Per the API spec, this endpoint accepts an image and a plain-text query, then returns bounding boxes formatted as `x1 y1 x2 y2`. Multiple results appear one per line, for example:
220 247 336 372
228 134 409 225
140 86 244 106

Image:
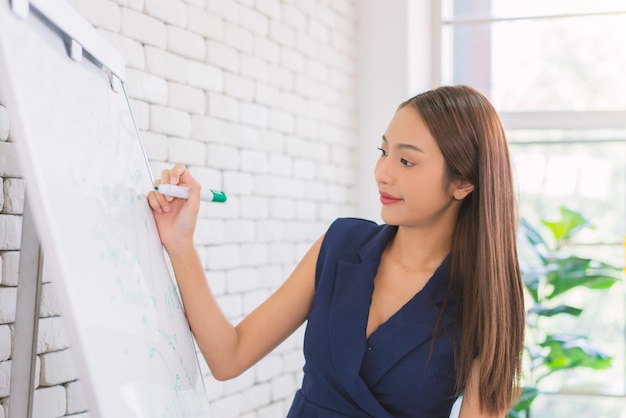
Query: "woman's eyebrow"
381 135 424 153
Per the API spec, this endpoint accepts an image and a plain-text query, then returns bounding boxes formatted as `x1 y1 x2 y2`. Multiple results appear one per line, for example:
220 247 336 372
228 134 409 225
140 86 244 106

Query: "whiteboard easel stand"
9 199 43 418
5 2 124 415
4 2 128 416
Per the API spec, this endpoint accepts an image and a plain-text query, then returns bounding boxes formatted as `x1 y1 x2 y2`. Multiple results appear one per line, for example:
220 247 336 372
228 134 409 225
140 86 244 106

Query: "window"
437 0 626 415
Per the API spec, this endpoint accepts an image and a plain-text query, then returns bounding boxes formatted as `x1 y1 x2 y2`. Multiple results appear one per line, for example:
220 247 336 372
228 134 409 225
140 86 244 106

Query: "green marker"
155 184 227 203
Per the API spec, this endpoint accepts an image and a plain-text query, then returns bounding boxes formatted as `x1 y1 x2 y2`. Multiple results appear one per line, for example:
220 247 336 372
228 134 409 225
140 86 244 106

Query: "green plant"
508 206 622 418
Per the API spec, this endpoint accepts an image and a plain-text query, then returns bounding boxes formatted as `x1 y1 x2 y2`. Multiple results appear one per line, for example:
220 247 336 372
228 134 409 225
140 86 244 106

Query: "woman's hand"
147 163 201 252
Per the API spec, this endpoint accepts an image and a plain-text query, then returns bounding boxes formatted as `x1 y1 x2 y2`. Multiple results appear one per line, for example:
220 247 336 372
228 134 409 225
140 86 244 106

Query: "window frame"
434 1 626 130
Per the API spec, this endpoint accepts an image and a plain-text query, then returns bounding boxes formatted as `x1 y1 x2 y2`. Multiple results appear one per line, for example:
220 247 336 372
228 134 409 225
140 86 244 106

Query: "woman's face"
375 106 466 229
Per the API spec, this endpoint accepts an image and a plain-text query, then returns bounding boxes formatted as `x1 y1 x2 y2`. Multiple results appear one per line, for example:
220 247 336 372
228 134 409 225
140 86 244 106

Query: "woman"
148 85 525 417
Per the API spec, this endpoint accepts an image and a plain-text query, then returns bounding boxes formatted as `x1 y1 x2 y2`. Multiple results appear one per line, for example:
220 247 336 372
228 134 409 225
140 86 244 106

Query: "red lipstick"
379 191 402 205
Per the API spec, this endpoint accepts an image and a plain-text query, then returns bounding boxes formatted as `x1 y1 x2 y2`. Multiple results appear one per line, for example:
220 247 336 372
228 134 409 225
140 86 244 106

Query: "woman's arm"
458 359 506 418
148 164 319 380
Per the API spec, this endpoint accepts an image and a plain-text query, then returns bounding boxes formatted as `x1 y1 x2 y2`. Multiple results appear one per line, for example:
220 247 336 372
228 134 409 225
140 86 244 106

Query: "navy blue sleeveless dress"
286 218 461 417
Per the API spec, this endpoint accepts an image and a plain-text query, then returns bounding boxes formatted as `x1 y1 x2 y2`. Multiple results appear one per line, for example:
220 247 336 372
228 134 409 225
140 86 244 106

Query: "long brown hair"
400 85 525 414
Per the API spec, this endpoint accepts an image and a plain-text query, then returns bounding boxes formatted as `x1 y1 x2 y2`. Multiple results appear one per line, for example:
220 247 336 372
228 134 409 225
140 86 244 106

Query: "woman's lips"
379 191 402 205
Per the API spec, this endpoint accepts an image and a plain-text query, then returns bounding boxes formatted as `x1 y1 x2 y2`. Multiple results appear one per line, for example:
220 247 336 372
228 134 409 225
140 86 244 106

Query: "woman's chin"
379 210 401 226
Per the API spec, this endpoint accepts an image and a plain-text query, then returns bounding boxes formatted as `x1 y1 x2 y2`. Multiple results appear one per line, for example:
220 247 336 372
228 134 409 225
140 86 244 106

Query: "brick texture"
0 106 9 141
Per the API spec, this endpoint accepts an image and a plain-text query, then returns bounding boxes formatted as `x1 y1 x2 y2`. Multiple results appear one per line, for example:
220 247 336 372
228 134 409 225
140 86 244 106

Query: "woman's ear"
453 181 474 201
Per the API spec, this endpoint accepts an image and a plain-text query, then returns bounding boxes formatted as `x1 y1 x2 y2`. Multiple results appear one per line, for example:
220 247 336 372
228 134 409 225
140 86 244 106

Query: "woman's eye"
377 147 388 157
401 158 415 167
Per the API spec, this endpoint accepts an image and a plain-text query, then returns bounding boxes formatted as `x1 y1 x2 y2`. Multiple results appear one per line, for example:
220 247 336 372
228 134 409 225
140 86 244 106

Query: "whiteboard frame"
11 0 125 85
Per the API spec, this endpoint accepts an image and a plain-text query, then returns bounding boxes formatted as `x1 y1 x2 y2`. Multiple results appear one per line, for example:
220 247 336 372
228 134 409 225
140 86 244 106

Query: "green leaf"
540 335 612 373
541 206 591 243
529 304 582 317
526 344 546 369
519 207 619 393
520 268 541 303
520 262 556 303
519 218 550 264
520 217 548 248
546 256 620 299
510 386 540 412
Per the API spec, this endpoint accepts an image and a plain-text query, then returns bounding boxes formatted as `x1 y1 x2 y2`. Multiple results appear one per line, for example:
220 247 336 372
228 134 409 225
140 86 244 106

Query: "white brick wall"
0 287 17 324
2 179 25 215
0 0 359 416
65 380 88 415
32 385 66 418
0 327 10 362
0 361 11 398
0 106 8 141
40 349 79 386
0 252 19 286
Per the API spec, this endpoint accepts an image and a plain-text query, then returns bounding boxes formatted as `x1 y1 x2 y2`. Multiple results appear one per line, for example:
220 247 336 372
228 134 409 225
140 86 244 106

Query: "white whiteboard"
0 1 212 417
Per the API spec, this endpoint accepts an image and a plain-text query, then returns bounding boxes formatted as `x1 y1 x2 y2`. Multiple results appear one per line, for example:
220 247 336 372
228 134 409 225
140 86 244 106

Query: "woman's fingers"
151 164 193 211
149 179 171 213
148 191 165 214
169 163 186 185
148 184 171 214
159 164 188 185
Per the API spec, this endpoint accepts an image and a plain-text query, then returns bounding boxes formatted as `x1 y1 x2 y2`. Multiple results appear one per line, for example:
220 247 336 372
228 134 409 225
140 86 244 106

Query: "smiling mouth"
379 192 402 205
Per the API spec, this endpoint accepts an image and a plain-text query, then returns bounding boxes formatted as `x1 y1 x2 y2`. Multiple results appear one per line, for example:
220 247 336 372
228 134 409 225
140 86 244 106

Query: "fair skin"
148 106 503 417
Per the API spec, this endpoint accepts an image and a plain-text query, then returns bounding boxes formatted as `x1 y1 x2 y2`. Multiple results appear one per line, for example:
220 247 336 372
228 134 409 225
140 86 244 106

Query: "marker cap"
210 190 227 202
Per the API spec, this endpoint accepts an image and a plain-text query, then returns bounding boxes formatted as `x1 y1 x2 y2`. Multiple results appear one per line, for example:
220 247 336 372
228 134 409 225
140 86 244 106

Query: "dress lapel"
327 225 397 417
360 259 458 386
327 227 457 414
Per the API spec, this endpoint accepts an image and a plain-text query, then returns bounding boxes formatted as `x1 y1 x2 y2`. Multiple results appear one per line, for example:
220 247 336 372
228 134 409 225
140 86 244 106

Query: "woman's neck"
386 225 452 271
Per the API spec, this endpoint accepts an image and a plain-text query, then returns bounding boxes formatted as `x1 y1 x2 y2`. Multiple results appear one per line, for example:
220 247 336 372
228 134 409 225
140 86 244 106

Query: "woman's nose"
374 156 393 185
